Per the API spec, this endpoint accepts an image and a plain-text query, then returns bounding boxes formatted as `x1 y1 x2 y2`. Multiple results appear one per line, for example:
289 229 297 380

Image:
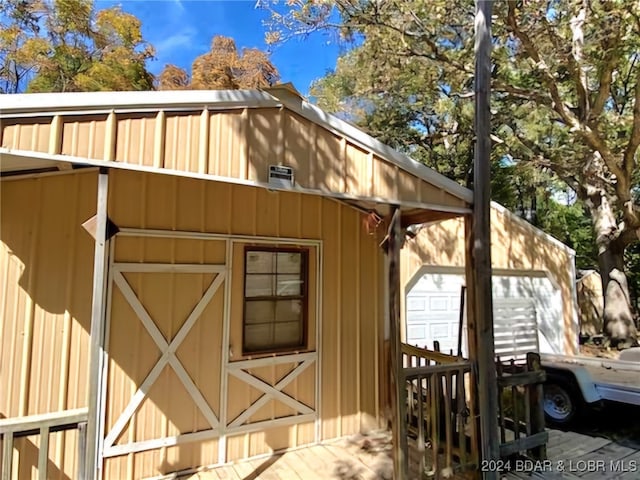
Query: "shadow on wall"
577 271 604 337
405 217 464 271
0 173 96 479
403 205 577 354
1 173 225 479
1 104 399 479
484 208 577 352
2 170 377 479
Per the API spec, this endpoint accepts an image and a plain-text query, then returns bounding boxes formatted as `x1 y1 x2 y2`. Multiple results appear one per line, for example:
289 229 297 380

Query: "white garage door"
405 271 565 356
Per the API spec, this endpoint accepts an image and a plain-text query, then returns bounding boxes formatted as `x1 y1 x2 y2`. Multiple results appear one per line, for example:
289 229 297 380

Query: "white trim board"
117 227 323 247
0 89 280 114
1 148 470 214
102 261 226 458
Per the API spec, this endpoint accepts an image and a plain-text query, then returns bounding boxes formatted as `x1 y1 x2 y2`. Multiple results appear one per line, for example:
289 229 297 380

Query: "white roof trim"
0 148 471 215
490 201 576 257
0 89 280 114
1 88 473 204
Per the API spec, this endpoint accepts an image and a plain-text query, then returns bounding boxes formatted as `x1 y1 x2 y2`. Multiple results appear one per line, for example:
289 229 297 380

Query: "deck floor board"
179 429 639 480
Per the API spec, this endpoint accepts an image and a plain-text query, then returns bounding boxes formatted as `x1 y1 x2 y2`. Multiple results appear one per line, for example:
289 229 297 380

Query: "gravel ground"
579 343 621 359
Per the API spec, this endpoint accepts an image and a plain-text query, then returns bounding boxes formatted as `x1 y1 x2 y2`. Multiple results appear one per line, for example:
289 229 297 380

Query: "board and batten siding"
0 170 98 480
1 169 386 479
400 206 578 355
1 107 466 211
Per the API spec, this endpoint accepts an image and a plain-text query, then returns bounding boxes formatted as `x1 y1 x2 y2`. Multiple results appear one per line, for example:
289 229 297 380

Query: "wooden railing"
401 344 479 479
402 342 463 367
496 352 547 461
0 408 88 480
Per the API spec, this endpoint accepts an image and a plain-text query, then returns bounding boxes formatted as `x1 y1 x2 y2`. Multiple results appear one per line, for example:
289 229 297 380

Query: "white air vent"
268 165 294 188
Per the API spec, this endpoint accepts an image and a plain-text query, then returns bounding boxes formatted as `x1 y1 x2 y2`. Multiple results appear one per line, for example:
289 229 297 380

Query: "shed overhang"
0 87 472 224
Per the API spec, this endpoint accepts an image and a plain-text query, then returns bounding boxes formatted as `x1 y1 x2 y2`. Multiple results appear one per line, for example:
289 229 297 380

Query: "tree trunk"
598 244 638 347
588 189 638 347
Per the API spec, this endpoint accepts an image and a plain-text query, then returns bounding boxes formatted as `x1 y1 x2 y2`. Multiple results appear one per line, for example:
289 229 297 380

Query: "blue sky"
96 0 344 95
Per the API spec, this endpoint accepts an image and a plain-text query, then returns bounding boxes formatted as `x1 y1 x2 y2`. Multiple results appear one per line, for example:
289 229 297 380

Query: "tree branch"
590 20 621 119
617 221 640 247
493 82 550 103
506 1 575 125
623 66 640 178
373 46 472 75
333 0 475 75
617 55 638 115
568 4 589 120
506 0 626 184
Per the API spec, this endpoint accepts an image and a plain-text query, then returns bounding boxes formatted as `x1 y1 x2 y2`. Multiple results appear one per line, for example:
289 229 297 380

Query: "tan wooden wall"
400 206 578 355
577 271 603 337
1 169 386 479
0 170 97 479
1 107 466 211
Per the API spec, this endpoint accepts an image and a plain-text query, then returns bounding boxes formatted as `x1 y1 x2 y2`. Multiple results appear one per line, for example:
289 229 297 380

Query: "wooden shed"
0 85 473 479
401 202 579 357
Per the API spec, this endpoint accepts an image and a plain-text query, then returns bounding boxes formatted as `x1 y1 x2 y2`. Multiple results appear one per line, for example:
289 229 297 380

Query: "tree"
0 1 49 93
262 0 640 346
0 0 154 93
157 35 279 90
157 64 190 90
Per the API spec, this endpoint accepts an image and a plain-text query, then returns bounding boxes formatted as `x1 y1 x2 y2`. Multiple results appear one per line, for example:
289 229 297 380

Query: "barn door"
101 260 227 464
221 242 319 459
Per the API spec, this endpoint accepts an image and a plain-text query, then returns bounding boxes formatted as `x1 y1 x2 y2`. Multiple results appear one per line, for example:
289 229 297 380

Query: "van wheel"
543 382 580 426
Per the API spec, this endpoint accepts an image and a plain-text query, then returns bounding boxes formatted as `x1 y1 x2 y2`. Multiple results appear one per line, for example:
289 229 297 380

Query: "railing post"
38 426 50 480
526 353 547 461
2 432 13 480
78 421 88 480
0 410 89 480
417 375 426 476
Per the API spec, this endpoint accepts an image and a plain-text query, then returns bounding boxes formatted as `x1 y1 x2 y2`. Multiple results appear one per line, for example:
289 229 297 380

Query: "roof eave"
1 88 473 205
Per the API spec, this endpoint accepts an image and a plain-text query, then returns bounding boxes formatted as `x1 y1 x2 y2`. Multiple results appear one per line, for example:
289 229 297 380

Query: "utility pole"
473 2 500 479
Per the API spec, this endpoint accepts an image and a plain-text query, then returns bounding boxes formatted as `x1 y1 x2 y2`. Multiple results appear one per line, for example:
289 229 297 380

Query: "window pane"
275 299 303 323
245 324 274 350
245 300 275 324
276 275 303 296
246 251 274 273
274 322 302 347
277 252 302 273
243 248 308 353
245 274 274 297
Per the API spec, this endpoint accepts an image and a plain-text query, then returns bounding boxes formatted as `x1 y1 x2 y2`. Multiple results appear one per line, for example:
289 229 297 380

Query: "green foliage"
263 0 640 317
0 0 154 93
537 199 598 270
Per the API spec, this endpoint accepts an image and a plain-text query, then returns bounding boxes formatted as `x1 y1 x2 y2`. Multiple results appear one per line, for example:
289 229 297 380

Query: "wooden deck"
177 429 639 480
505 429 640 480
179 432 396 480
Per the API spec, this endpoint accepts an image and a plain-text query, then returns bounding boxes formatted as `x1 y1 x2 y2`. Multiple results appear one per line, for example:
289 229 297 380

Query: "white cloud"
155 27 198 55
172 0 186 13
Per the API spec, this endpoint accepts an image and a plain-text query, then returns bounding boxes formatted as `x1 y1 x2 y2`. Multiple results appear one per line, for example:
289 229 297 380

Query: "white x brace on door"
225 352 317 434
102 262 226 458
